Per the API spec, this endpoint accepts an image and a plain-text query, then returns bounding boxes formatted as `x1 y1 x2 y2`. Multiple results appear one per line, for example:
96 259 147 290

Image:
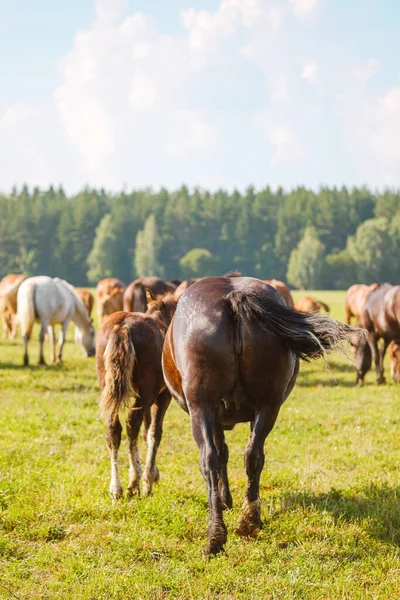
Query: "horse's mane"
53 278 90 322
147 292 178 314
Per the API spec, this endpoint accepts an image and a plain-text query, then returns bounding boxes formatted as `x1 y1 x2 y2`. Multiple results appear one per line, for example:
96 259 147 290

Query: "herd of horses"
1 272 399 554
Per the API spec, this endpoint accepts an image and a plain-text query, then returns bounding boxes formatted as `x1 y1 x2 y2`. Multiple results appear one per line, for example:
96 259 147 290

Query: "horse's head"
145 289 178 328
75 319 96 357
389 341 400 382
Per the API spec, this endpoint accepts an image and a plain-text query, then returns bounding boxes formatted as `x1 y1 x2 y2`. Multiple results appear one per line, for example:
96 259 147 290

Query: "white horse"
17 276 96 366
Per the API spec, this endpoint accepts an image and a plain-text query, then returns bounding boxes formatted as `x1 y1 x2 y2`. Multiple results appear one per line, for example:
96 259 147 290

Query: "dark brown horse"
96 291 178 499
356 283 400 385
162 275 359 555
123 277 175 313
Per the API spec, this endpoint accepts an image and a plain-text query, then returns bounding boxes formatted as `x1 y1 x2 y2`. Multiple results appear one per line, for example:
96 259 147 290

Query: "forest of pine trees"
0 184 399 289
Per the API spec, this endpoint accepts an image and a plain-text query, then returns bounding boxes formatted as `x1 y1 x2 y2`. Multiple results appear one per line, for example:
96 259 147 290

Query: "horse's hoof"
235 515 262 538
127 484 140 497
110 487 123 502
38 361 47 367
356 380 364 387
377 377 386 385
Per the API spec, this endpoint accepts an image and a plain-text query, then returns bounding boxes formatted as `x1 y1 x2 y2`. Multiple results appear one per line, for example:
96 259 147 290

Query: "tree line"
0 184 398 289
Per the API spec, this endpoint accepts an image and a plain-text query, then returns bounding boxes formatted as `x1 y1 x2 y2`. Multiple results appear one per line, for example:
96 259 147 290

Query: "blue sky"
1 0 400 192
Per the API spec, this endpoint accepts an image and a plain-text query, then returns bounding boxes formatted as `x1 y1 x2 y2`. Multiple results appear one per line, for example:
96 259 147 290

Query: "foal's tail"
227 290 365 361
100 324 137 421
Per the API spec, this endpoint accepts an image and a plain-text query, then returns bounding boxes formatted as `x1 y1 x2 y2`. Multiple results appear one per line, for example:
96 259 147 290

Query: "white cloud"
301 60 319 82
165 110 219 160
290 0 321 18
4 0 400 192
0 104 37 130
352 58 379 87
94 0 126 27
370 87 400 176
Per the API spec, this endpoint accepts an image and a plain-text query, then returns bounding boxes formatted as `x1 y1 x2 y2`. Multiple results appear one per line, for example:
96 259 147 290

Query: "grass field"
1 290 400 599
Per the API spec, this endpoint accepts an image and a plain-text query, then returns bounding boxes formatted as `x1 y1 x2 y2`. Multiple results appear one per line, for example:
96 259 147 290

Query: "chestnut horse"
0 274 25 338
76 289 94 318
263 279 293 307
356 284 400 385
295 297 330 313
97 291 178 499
345 283 378 326
96 278 126 325
123 277 175 313
162 275 359 555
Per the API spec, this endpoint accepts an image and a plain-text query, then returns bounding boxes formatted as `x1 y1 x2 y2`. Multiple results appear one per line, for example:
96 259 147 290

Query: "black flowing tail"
227 290 365 361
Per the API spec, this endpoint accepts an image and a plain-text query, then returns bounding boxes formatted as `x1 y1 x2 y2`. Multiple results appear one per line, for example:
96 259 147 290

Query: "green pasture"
1 290 400 599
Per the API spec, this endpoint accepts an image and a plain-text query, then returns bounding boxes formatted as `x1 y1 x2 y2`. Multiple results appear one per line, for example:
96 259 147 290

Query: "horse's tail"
227 289 364 361
100 323 137 421
0 277 24 300
17 280 36 337
317 300 330 313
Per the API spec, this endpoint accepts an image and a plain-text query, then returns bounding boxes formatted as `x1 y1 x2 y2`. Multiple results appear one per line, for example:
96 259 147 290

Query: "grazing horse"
123 277 173 313
0 273 25 339
356 284 400 385
96 278 126 325
162 276 359 555
295 296 330 313
263 279 294 307
345 283 378 326
17 276 96 366
97 291 178 499
76 289 94 318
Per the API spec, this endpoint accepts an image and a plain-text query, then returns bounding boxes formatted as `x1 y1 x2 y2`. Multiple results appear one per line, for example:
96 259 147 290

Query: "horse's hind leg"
189 400 227 555
23 332 30 366
38 320 50 366
143 389 171 496
126 404 145 496
236 403 280 538
106 415 123 500
214 419 232 510
48 326 57 363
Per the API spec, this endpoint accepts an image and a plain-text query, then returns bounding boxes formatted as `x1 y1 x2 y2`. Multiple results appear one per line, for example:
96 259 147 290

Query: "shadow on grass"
279 483 400 546
0 361 75 372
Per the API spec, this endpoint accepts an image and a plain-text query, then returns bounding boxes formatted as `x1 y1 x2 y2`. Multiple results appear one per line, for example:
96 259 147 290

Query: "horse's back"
98 311 164 392
19 276 74 326
361 284 400 336
170 277 294 402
